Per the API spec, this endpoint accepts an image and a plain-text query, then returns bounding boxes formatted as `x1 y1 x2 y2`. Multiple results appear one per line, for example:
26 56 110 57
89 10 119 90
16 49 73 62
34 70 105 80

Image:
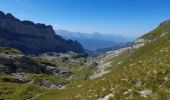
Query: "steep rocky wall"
0 11 85 54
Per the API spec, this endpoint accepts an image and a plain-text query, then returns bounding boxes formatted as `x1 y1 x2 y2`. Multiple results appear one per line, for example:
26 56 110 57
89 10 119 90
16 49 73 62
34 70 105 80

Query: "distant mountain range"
56 30 134 50
0 11 85 54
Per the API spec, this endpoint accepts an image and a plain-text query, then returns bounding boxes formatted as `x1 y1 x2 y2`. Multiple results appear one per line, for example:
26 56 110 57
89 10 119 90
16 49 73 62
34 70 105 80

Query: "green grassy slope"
0 73 46 100
36 20 170 100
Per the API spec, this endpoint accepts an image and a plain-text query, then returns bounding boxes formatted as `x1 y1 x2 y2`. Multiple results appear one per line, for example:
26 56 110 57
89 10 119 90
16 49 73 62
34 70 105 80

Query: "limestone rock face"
0 54 72 77
0 11 85 54
0 55 50 74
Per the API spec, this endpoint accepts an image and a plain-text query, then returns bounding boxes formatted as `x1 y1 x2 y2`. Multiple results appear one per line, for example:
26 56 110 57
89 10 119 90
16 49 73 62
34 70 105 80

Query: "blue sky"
0 0 170 38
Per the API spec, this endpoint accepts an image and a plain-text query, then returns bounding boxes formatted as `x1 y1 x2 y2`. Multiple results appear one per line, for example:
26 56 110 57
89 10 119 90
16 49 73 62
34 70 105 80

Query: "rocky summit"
0 11 85 54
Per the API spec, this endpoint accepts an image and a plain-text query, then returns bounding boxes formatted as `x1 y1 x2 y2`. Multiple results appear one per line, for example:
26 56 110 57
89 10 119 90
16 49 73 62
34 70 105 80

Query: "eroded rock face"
132 38 147 49
2 72 30 84
0 55 50 74
0 11 85 54
0 54 72 77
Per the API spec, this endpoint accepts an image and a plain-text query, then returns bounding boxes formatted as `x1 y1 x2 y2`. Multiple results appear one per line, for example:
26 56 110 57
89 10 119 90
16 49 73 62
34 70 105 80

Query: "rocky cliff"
0 11 85 54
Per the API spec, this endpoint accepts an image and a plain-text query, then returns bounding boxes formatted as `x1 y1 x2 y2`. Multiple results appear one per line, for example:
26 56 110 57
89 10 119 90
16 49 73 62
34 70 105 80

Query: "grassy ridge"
142 19 170 40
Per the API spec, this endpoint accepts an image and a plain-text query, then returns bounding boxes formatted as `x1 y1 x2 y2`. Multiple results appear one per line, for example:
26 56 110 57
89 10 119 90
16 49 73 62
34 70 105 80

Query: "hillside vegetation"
36 20 170 100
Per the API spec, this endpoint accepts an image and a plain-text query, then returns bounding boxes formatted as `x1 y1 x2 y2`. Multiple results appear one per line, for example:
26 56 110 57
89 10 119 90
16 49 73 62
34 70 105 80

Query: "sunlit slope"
36 20 170 100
